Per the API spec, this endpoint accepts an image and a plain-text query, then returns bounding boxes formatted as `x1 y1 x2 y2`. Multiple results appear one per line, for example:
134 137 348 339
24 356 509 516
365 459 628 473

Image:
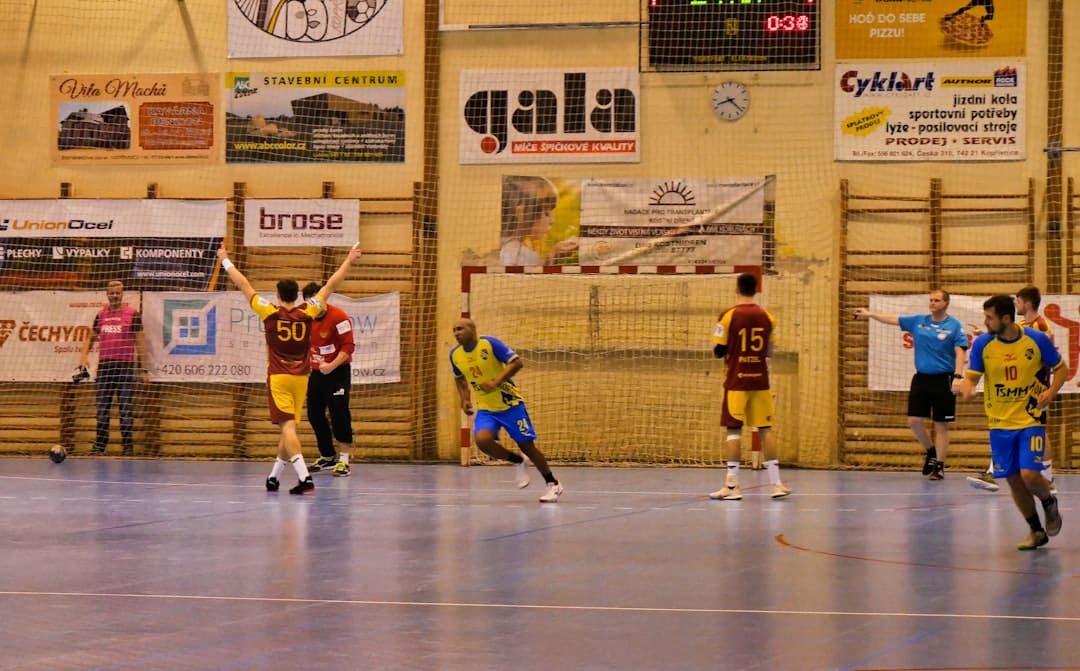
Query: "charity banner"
225 71 405 163
50 73 220 164
0 200 226 290
835 0 1026 60
243 199 360 247
866 294 1080 393
0 291 140 383
459 69 640 165
835 61 1024 162
577 177 771 266
144 291 401 384
228 0 403 58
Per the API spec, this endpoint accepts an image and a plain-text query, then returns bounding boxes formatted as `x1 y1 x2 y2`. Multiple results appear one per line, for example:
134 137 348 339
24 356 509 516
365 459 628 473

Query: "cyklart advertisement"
459 69 640 165
835 60 1024 162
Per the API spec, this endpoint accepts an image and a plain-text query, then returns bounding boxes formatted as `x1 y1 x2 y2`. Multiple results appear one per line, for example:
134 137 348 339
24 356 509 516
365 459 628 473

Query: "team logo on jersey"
1025 347 1035 360
162 299 216 355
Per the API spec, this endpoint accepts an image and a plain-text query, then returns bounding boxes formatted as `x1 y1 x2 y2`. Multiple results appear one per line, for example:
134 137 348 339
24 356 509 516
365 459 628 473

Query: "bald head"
452 318 477 348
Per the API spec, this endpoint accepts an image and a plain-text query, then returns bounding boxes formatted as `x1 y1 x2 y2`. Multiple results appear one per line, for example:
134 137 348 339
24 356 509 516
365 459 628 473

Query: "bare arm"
1037 362 1069 410
80 330 97 368
315 245 364 305
217 244 257 302
853 307 900 326
479 357 522 393
455 375 473 415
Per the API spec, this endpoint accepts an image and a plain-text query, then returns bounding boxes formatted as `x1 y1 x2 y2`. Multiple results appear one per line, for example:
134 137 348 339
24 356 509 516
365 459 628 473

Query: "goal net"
460 265 764 465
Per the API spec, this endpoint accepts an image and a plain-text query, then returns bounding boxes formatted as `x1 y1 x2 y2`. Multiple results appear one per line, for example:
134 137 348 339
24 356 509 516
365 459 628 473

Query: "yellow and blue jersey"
968 327 1062 429
450 336 524 412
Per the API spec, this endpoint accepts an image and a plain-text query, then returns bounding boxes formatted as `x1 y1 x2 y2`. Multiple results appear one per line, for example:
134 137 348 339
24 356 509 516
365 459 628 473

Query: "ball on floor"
48 444 67 463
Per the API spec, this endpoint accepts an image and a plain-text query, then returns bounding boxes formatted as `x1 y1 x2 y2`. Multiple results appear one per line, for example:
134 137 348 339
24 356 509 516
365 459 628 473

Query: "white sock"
290 454 310 480
986 463 993 475
1044 460 1053 481
339 451 349 465
765 459 780 485
269 458 287 480
726 461 740 487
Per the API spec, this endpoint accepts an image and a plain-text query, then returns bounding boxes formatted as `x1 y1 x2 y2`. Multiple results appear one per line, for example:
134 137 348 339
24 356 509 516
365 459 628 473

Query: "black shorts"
907 372 956 422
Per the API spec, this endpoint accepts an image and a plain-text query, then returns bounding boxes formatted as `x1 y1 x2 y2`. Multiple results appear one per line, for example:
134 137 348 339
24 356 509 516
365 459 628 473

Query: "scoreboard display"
647 0 820 71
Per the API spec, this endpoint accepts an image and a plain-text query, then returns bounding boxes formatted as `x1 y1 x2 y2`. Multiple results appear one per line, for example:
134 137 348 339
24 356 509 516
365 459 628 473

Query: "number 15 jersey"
713 303 776 391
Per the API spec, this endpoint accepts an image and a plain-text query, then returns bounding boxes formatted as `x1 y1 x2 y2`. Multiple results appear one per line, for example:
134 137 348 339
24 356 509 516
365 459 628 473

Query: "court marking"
776 533 1062 576
2 590 1080 623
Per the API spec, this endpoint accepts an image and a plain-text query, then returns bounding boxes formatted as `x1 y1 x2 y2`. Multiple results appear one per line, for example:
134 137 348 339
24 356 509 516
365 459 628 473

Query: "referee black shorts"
907 372 956 423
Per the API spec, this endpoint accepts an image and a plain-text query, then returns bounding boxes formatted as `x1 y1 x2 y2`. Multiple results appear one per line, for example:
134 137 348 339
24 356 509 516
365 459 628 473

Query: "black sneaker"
921 449 937 475
265 476 280 492
1044 496 1062 537
309 456 337 472
928 461 944 481
289 477 315 495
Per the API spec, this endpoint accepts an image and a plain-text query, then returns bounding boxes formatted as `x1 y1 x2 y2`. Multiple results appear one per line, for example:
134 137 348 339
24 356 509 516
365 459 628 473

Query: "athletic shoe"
1017 530 1049 551
309 455 338 472
90 445 106 455
289 477 315 495
265 476 280 492
709 486 743 501
928 462 944 481
515 460 530 489
332 462 351 477
966 473 999 492
538 481 563 503
770 483 792 499
921 449 937 476
1043 496 1062 537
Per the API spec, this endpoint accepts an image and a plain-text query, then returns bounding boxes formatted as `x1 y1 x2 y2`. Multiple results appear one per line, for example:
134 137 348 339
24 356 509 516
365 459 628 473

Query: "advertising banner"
459 69 640 165
0 200 225 290
225 71 405 163
835 60 1024 162
228 0 403 58
866 294 1080 393
243 199 360 247
0 292 140 382
835 0 1026 60
577 177 769 266
144 291 400 385
50 73 220 164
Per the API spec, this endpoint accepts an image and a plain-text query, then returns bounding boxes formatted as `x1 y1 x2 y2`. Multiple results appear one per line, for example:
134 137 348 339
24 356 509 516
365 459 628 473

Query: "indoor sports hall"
3 1 1080 670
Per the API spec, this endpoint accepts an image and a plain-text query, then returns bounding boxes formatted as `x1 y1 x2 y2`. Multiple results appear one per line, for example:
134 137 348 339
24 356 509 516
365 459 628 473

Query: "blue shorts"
989 427 1047 478
474 404 537 444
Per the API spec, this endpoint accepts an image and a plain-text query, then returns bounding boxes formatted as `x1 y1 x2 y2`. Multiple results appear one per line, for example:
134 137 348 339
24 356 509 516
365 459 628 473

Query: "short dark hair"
736 272 757 297
984 294 1015 320
1016 285 1041 310
301 282 321 300
277 278 299 303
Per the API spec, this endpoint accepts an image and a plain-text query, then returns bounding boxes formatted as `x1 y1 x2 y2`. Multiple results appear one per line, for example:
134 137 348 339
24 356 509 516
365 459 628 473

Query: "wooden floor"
2 458 1079 671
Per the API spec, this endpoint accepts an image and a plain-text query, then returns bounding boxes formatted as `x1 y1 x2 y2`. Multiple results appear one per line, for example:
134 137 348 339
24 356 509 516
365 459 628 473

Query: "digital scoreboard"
647 0 820 71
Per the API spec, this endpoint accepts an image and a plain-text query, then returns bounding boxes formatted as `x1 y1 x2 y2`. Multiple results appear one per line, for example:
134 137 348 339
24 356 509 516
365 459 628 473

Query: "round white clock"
712 81 749 121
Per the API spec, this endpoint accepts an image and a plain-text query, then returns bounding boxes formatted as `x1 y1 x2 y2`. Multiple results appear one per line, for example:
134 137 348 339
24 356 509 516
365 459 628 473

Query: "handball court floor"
2 460 1079 671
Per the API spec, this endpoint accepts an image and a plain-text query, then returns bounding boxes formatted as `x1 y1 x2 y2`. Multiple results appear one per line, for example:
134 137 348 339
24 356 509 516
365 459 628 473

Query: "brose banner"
144 291 400 384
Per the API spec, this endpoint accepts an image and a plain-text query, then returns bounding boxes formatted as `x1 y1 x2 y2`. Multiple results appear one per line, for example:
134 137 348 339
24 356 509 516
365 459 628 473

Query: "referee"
302 282 355 476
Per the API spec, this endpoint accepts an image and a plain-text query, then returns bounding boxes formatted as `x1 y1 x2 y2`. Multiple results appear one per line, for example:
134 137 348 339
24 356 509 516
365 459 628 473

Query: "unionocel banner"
0 200 225 290
143 291 401 385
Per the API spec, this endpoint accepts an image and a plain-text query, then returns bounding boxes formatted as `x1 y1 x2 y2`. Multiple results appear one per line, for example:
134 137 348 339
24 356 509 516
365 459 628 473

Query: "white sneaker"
770 483 791 499
515 460 530 489
539 481 563 503
709 486 742 500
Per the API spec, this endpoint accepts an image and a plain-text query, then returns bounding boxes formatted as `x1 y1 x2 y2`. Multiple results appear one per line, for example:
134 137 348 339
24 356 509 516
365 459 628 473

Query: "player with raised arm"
451 318 563 503
217 243 362 494
959 295 1065 550
709 272 790 501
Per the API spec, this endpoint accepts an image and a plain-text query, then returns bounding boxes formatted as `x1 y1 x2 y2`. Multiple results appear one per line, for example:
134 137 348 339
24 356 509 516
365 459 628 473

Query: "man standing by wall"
302 282 355 477
80 280 147 456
